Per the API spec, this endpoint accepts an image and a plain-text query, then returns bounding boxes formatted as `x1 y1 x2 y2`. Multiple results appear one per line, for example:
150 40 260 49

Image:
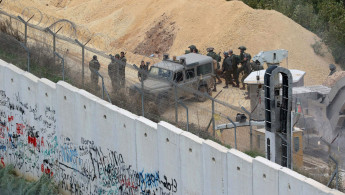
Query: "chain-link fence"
0 4 344 191
0 6 253 149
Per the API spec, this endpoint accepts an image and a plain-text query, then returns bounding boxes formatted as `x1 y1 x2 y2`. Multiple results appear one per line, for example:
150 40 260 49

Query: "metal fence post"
227 117 237 149
54 52 65 81
46 27 62 61
212 99 215 136
75 39 91 88
141 75 145 117
18 42 30 72
241 106 252 150
17 15 34 46
328 155 339 190
178 100 189 131
174 85 178 123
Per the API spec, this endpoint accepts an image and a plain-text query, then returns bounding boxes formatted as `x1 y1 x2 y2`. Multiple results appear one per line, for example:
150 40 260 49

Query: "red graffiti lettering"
1 157 4 167
8 116 13 122
28 136 37 147
41 137 44 147
16 123 25 135
45 167 50 174
41 164 44 172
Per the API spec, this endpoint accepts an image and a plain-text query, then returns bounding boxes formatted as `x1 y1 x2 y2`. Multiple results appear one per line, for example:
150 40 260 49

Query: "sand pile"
2 0 337 85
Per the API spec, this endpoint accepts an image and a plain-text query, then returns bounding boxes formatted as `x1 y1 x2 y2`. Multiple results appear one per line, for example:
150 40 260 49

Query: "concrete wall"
0 59 343 195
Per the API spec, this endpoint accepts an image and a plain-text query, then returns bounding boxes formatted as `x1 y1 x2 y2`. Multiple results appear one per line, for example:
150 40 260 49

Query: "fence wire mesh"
0 4 344 191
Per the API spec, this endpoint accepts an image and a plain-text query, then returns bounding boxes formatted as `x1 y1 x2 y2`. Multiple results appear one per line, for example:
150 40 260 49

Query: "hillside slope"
2 0 336 85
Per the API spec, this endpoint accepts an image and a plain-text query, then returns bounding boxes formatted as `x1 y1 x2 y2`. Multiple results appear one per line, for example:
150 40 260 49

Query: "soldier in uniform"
329 64 336 76
138 60 149 81
108 54 120 93
238 46 252 90
250 60 264 71
89 55 101 91
119 51 127 88
229 50 240 87
222 52 233 88
188 45 199 53
207 47 222 85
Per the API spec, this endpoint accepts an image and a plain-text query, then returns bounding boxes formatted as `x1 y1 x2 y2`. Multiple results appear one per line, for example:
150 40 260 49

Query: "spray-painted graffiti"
0 89 177 194
0 90 58 179
57 136 177 194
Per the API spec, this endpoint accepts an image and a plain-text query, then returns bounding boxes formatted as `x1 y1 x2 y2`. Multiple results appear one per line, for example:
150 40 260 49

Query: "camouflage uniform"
108 54 120 92
119 53 127 87
207 48 222 89
138 61 149 81
229 53 240 87
238 46 251 89
89 56 100 90
222 53 233 88
250 61 264 71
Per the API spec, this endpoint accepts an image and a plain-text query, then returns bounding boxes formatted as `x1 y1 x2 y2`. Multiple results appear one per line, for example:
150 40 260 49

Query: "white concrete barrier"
56 81 79 139
202 140 228 195
113 107 138 170
157 121 183 195
228 149 253 195
278 167 307 195
0 59 342 195
180 131 204 195
303 178 331 195
135 116 159 194
74 90 99 143
253 156 282 195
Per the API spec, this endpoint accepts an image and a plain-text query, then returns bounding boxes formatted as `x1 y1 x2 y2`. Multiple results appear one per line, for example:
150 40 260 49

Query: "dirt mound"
133 13 176 56
2 0 338 85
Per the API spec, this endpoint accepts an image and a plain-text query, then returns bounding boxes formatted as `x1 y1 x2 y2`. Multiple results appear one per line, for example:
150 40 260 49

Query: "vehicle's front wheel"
196 85 211 102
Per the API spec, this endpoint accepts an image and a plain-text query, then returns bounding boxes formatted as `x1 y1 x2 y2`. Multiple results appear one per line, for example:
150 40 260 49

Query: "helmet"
188 45 196 49
238 46 247 51
207 47 214 52
329 64 336 70
115 54 120 58
93 55 97 60
223 51 229 56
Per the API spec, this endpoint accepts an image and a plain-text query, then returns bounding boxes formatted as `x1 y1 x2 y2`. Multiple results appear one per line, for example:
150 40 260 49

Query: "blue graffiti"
0 145 6 151
139 170 160 193
60 144 78 164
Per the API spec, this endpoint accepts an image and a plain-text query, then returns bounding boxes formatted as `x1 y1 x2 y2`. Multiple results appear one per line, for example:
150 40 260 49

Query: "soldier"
119 51 127 88
108 54 120 93
138 60 149 81
188 45 199 53
207 47 222 85
329 64 336 76
222 52 233 88
229 50 240 87
89 55 101 91
238 46 252 90
250 60 264 71
185 50 191 54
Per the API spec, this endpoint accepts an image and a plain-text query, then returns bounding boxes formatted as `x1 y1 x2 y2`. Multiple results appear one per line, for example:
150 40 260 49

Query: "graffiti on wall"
0 90 177 194
0 90 58 177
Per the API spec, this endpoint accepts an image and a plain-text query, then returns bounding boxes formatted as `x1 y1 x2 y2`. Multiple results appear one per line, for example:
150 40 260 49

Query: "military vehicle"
130 53 215 112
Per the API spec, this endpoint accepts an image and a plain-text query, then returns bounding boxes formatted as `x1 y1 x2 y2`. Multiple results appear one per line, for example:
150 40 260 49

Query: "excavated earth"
2 0 338 85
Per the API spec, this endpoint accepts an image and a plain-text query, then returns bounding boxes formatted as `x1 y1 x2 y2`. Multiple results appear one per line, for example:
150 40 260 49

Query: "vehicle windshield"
149 67 172 80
